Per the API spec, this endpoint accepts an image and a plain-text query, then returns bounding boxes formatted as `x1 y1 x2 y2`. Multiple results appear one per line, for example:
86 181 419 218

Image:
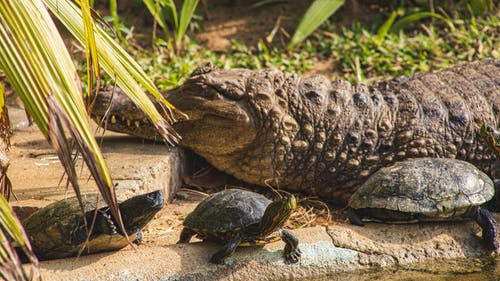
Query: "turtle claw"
284 247 301 264
133 231 142 245
281 229 301 264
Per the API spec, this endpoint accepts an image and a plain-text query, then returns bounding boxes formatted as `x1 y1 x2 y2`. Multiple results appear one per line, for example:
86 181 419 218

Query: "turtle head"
118 190 165 234
258 194 297 236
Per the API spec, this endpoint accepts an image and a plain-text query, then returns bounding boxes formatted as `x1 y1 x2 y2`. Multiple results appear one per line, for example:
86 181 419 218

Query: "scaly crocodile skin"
92 59 499 203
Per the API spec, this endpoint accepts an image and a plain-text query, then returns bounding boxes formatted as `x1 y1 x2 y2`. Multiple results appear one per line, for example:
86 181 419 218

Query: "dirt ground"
109 0 385 51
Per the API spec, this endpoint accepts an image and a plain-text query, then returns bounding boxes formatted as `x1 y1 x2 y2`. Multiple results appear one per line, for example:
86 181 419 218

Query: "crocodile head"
165 67 263 156
93 67 285 154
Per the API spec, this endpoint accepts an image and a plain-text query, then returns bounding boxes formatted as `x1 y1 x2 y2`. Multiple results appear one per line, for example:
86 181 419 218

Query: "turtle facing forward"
178 189 301 264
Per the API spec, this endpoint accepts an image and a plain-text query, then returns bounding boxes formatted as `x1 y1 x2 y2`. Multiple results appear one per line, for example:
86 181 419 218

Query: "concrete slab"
7 118 185 208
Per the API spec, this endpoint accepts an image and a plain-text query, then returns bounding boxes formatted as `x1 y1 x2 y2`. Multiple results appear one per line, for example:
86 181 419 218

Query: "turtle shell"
22 190 164 260
184 189 271 237
22 195 104 259
349 158 494 218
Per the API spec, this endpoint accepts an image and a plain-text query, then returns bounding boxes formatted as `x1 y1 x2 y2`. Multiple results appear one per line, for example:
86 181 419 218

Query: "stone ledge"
8 125 186 207
37 217 500 281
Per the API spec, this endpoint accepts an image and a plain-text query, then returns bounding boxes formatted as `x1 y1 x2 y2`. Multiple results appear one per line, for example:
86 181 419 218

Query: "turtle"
347 157 499 251
21 190 164 260
177 189 301 264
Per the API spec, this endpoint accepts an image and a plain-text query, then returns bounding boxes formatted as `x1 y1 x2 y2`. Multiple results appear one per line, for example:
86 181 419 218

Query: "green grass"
105 9 499 90
319 13 499 83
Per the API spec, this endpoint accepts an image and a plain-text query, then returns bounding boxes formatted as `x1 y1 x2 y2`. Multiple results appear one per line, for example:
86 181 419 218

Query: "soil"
106 0 387 51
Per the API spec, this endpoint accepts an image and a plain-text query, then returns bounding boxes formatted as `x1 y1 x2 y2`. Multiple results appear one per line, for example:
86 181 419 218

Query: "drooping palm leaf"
0 84 12 200
80 0 101 99
0 194 40 281
0 0 126 260
44 0 184 145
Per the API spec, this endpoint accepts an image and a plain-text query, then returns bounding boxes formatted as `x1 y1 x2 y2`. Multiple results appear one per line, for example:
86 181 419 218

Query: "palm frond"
0 0 125 260
44 0 184 145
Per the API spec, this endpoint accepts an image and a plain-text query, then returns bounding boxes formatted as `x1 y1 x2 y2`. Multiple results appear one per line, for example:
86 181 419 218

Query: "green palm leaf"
44 0 183 145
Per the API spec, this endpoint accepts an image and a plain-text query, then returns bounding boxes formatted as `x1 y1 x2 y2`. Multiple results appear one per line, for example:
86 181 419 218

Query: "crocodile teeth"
134 121 140 128
111 115 116 124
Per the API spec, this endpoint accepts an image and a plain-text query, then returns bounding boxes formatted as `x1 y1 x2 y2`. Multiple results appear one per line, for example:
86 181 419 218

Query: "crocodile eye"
305 91 323 104
203 87 223 100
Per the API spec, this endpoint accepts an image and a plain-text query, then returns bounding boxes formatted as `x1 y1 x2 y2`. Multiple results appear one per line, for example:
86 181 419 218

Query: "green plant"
288 0 345 49
143 0 200 52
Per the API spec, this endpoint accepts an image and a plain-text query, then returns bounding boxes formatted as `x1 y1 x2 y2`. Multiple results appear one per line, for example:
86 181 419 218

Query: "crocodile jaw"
91 78 259 156
167 82 258 156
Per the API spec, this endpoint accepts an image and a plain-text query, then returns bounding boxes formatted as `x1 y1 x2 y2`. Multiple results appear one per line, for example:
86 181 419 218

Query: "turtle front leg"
177 228 196 243
347 207 365 226
210 234 242 264
473 207 499 252
281 229 301 264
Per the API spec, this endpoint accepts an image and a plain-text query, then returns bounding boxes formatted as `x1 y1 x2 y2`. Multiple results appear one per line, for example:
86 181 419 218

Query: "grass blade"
163 0 179 32
143 0 169 31
288 0 345 49
390 12 455 33
375 11 397 45
176 0 199 48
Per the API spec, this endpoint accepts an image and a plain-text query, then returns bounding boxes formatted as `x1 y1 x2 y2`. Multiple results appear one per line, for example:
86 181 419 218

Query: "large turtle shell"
23 194 132 260
349 158 494 218
184 189 271 235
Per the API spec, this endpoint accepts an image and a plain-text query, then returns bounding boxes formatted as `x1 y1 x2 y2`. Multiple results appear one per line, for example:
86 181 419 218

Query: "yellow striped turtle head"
258 193 297 236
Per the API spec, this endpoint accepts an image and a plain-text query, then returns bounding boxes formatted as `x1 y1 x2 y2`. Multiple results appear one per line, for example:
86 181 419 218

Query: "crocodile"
92 59 499 204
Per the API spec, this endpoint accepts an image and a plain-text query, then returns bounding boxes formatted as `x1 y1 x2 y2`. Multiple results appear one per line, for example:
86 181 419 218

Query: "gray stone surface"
8 121 185 207
36 221 500 281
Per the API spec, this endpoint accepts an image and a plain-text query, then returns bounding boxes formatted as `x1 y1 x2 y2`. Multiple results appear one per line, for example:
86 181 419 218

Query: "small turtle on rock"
178 189 301 264
348 158 499 251
22 190 164 260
